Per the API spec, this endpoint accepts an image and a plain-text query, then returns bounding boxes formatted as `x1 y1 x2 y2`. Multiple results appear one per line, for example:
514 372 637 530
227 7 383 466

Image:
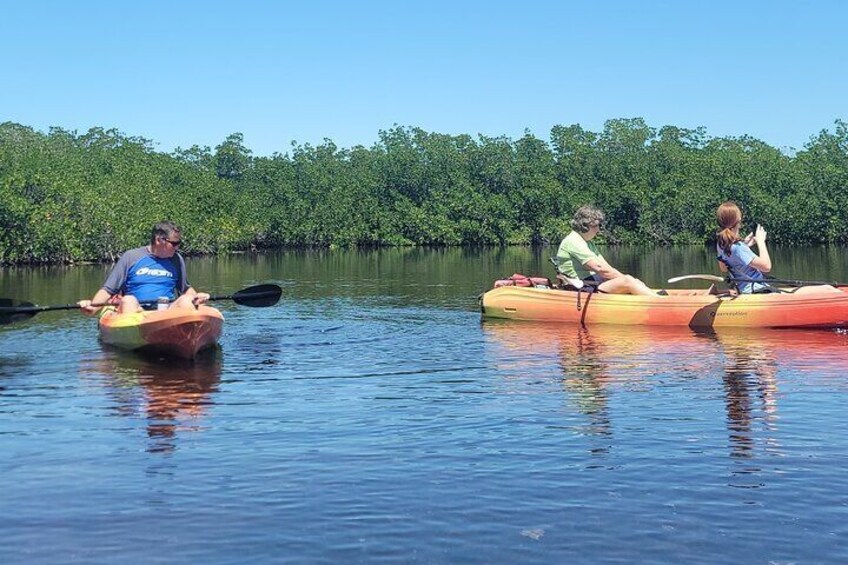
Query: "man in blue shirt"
78 221 210 314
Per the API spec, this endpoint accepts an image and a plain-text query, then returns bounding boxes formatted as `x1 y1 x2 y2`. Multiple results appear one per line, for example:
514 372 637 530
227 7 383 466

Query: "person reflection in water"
693 330 779 462
86 352 222 453
481 321 614 453
721 341 779 460
559 327 613 452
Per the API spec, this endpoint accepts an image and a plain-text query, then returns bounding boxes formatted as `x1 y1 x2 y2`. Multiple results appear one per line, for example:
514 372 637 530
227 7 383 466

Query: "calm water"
2 246 848 563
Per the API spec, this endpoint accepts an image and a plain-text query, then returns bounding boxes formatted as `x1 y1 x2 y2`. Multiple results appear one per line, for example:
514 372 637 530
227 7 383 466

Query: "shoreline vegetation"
1 118 846 265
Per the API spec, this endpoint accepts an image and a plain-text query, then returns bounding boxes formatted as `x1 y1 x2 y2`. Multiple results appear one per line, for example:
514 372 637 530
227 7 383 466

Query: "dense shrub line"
1 118 846 264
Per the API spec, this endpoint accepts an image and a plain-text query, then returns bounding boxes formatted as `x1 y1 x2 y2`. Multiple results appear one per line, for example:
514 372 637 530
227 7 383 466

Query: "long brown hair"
716 201 742 255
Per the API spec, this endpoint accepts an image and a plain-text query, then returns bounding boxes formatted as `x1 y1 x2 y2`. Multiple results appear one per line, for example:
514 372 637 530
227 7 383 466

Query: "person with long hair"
555 205 660 296
715 201 770 293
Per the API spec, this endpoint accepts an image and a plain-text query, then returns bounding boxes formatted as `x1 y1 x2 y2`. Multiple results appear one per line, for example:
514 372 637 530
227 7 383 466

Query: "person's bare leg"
598 275 659 296
118 295 142 313
171 294 198 309
792 285 841 295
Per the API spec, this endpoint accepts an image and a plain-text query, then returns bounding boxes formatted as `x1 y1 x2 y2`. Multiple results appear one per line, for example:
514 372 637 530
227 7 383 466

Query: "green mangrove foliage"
1 118 847 264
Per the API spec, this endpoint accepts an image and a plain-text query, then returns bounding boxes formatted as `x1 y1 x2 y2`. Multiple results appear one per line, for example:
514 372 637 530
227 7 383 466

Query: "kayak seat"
706 284 736 298
555 274 606 294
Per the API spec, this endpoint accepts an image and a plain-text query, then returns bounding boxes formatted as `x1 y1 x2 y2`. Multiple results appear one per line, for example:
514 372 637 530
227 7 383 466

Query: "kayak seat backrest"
549 257 587 292
555 274 583 290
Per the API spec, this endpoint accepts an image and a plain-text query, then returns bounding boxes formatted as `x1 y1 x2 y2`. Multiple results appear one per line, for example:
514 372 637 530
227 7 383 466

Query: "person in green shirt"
555 205 660 296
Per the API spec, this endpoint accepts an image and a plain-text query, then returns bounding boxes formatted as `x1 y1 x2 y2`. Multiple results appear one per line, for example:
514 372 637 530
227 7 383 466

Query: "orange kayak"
480 285 848 328
99 306 224 358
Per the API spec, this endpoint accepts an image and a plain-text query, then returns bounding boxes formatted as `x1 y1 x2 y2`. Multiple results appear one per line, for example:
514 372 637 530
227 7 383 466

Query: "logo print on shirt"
135 267 174 277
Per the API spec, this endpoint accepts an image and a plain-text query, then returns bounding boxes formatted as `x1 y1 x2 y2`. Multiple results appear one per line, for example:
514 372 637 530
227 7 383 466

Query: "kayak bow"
99 306 224 358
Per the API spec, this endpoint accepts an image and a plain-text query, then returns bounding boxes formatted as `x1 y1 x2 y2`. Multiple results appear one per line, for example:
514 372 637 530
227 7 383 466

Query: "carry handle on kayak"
0 283 283 326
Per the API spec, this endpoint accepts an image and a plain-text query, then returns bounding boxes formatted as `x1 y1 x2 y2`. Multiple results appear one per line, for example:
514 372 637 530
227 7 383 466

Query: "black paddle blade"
231 284 282 307
0 299 38 325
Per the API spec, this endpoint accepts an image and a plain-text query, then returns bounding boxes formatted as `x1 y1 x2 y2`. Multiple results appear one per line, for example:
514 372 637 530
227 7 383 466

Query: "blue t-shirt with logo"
102 246 189 303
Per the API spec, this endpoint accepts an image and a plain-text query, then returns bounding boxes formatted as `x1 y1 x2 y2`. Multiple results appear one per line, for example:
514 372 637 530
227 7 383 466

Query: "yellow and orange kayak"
480 285 848 328
99 306 224 358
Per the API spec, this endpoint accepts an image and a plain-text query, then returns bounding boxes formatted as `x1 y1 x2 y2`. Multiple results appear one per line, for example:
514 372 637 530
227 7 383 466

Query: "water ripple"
3 290 848 562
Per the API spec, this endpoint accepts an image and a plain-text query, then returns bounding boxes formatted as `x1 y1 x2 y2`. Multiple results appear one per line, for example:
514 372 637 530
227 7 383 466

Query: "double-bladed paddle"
209 284 282 307
668 274 844 287
0 283 283 326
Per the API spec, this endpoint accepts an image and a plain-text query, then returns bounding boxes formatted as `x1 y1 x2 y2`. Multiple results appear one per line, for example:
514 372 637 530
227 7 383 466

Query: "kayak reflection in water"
86 350 222 454
555 205 661 296
77 221 211 315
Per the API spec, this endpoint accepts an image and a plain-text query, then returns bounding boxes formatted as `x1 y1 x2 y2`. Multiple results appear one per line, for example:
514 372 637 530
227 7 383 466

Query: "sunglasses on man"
161 237 182 247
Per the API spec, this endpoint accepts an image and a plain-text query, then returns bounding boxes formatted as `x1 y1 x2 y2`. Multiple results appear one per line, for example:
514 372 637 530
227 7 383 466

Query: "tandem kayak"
99 306 224 358
479 285 848 328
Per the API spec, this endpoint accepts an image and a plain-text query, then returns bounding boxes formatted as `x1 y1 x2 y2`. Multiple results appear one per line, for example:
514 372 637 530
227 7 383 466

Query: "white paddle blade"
667 274 725 284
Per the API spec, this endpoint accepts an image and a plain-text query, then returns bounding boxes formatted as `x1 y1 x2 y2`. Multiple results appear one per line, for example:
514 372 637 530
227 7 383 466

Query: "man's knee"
118 296 141 313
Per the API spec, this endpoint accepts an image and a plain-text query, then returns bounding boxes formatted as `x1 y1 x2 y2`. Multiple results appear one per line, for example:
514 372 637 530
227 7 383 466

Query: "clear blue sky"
2 0 845 156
